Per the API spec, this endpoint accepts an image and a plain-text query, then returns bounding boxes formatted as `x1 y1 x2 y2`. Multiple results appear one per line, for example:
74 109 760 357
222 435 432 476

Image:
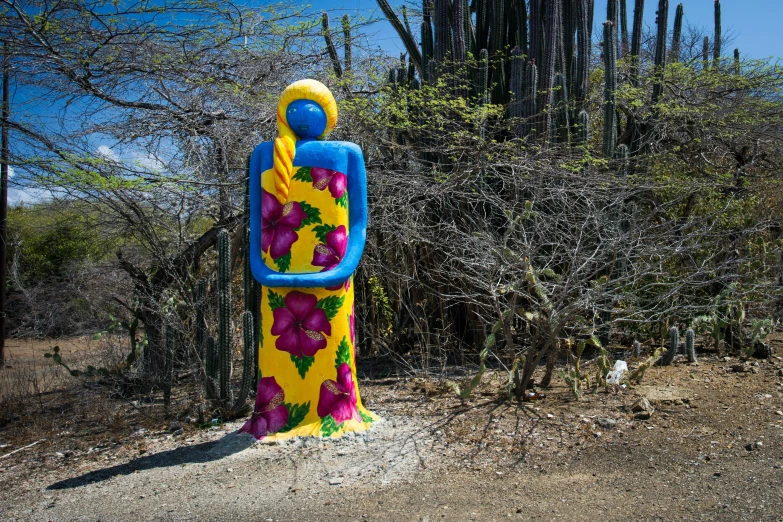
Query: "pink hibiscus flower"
238 377 289 439
261 189 306 260
312 226 350 291
317 363 361 424
311 167 347 199
271 291 331 358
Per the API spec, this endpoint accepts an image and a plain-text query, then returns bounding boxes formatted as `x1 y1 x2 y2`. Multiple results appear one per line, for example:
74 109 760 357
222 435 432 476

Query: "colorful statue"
241 79 377 440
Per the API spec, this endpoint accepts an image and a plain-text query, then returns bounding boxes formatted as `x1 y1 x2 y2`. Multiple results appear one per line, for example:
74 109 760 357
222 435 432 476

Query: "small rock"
753 340 773 359
777 369 783 377
168 421 182 433
713 472 721 478
631 397 654 413
328 477 344 486
731 364 747 373
634 411 652 420
744 442 762 451
172 429 184 437
596 418 616 429
750 367 760 374
775 411 783 416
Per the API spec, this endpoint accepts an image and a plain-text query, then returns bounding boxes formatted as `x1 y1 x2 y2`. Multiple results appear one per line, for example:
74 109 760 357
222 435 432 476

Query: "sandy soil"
2 341 783 521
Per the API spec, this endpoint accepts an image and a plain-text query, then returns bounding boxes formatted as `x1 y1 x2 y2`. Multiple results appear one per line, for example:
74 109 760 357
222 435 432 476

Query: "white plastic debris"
606 360 628 385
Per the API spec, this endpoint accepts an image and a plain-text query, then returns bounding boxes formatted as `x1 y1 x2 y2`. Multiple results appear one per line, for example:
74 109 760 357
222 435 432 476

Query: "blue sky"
9 0 781 205
317 0 783 60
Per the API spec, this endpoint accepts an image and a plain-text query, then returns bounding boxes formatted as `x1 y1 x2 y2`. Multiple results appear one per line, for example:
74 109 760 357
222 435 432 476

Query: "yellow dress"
240 164 377 441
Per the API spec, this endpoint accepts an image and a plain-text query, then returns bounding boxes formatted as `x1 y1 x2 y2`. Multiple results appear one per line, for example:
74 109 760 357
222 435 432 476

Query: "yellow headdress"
273 79 338 204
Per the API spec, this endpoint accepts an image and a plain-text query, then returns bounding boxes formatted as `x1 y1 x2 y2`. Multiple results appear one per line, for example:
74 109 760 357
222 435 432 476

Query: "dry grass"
0 335 175 450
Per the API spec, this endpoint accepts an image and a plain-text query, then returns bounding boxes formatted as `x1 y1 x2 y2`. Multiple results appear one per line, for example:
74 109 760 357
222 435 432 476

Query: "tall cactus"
477 48 489 106
322 13 342 78
713 0 721 69
376 0 423 76
553 72 570 144
163 319 174 410
651 0 669 105
510 46 524 136
614 144 630 175
537 0 560 141
489 0 506 104
231 311 255 412
702 36 710 69
195 278 206 358
205 335 217 394
342 15 352 74
575 0 591 106
602 20 618 158
421 1 433 82
630 0 645 87
657 326 679 366
516 0 528 61
685 328 697 363
671 3 683 63
217 228 232 404
528 0 542 69
524 60 538 136
244 155 260 389
577 109 590 145
619 0 629 55
452 0 468 98
434 0 450 64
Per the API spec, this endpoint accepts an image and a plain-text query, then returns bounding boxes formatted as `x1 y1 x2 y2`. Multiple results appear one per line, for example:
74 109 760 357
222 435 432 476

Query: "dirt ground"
2 337 783 521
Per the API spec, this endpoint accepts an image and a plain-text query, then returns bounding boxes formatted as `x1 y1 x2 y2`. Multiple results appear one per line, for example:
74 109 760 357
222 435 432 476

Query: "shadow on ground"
47 432 254 490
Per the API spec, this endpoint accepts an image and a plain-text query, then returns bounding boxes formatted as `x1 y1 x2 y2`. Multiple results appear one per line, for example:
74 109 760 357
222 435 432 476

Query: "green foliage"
320 414 342 437
312 224 338 243
291 354 315 379
8 203 107 284
280 401 310 433
292 166 313 183
316 295 345 321
335 336 351 367
44 345 109 378
267 289 285 310
274 252 291 273
297 202 322 228
446 325 491 401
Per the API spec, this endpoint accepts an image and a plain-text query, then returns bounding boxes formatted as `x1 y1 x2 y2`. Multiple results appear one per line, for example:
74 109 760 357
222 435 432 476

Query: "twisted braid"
272 80 338 204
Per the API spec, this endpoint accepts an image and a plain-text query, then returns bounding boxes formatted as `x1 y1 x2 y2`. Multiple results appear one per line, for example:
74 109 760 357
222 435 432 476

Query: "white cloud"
8 166 13 178
96 145 120 162
8 186 49 206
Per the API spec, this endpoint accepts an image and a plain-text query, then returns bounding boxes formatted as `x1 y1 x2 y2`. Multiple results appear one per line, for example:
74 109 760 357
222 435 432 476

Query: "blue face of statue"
286 99 327 139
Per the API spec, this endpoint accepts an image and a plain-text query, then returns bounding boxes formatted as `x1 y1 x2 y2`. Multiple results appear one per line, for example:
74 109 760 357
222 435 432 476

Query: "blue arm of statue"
249 141 368 288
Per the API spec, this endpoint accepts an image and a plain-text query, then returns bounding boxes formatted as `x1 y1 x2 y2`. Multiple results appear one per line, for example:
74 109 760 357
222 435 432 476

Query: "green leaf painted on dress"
279 401 310 432
268 289 285 310
336 192 348 208
335 336 351 368
312 224 338 243
316 295 345 321
297 202 322 229
320 414 344 437
292 166 313 183
359 410 374 423
290 354 315 379
274 252 291 273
